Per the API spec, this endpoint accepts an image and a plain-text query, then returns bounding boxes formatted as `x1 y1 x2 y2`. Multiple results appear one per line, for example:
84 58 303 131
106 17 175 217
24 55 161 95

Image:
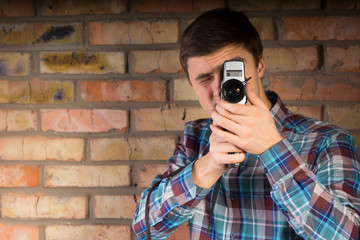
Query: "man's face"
187 45 266 115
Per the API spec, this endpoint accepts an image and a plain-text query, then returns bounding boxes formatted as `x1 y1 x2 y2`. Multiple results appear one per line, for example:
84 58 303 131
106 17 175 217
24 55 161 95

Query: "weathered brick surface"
284 17 360 41
139 164 167 187
44 165 130 187
0 0 34 17
0 1 359 239
0 110 37 131
90 137 175 161
90 20 178 45
1 194 87 219
130 50 183 74
0 136 84 161
45 225 131 240
327 105 360 130
327 45 360 72
268 75 360 101
136 0 224 12
173 78 197 101
80 80 167 102
41 0 127 16
250 18 276 40
264 47 319 71
230 0 320 10
0 79 74 104
0 52 30 76
134 105 209 131
41 109 128 132
0 165 39 187
94 195 137 219
0 223 39 240
40 52 125 74
0 23 83 45
287 106 322 120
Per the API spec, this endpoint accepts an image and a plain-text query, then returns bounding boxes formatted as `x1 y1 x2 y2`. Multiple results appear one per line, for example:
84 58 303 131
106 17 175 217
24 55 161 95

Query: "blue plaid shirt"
133 92 360 239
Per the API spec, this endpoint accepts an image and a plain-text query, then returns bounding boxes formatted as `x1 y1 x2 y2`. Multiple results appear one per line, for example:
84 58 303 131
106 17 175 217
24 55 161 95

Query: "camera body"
220 60 247 168
220 60 247 105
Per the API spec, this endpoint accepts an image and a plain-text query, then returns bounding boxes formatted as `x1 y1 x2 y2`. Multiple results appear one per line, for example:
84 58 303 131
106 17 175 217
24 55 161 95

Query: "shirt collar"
266 91 289 130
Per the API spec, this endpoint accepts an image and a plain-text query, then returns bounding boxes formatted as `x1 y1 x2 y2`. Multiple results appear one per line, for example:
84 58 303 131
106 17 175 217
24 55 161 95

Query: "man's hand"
211 83 283 155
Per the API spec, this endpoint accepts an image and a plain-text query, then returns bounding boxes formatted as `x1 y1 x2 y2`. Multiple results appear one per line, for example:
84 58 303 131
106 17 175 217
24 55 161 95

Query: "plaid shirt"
133 92 360 239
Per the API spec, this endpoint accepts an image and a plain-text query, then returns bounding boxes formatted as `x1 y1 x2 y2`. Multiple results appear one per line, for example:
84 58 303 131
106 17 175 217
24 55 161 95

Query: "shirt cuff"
259 138 303 185
170 161 212 206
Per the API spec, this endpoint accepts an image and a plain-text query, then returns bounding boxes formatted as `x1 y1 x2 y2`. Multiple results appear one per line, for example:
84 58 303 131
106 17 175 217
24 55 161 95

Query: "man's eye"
200 77 212 84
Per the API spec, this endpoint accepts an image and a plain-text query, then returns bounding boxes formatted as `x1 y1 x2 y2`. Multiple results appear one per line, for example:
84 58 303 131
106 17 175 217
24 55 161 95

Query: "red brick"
41 0 127 16
80 80 167 103
90 20 178 45
136 0 224 12
1 194 87 219
327 105 360 130
0 165 39 187
230 0 320 10
327 45 360 72
0 223 39 240
41 109 128 133
138 164 167 187
0 136 84 161
94 195 137 219
40 51 125 74
0 79 74 104
264 47 319 72
0 23 83 45
44 165 130 187
45 225 130 240
0 0 34 17
0 52 30 76
283 17 360 41
0 110 37 131
269 75 360 101
131 50 183 74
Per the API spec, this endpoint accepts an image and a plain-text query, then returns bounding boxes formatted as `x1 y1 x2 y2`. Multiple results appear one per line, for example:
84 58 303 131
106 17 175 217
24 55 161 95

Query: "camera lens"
221 79 245 103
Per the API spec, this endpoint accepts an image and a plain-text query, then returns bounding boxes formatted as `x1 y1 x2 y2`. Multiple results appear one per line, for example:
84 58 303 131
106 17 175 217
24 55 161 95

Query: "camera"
220 60 247 105
220 60 248 168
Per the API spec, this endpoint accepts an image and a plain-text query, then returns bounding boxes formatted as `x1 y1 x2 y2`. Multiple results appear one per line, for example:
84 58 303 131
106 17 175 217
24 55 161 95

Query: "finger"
245 83 267 110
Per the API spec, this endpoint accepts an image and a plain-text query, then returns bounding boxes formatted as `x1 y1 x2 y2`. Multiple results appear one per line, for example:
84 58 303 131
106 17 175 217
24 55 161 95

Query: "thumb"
246 83 267 110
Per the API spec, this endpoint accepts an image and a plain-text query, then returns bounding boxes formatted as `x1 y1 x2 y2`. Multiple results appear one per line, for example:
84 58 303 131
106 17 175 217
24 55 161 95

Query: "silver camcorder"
220 60 247 105
220 60 249 168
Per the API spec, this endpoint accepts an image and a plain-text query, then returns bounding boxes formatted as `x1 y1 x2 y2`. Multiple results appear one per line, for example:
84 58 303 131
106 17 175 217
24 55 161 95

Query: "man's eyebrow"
230 57 245 62
195 72 212 81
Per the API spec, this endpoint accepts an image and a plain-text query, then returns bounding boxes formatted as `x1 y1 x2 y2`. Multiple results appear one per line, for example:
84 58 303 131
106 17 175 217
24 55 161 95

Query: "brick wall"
0 0 359 239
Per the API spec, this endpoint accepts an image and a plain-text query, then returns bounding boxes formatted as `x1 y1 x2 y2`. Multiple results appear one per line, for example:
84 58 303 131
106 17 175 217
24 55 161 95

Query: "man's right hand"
192 125 246 189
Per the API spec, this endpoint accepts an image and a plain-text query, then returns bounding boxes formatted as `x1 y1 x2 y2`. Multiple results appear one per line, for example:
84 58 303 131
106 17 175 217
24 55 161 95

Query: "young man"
133 8 360 239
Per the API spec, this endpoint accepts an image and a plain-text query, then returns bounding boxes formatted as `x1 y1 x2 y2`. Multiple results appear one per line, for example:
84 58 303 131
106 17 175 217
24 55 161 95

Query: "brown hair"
180 8 263 76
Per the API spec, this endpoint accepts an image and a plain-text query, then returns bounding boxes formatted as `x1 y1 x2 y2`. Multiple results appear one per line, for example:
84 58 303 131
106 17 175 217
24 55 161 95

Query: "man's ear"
257 56 266 78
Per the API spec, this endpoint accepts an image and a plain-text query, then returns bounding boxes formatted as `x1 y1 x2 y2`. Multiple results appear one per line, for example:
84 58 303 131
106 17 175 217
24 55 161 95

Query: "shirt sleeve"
259 132 360 239
132 122 212 239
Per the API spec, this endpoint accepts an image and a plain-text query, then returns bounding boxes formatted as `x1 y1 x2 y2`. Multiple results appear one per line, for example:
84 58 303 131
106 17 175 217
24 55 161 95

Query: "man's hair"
180 8 263 75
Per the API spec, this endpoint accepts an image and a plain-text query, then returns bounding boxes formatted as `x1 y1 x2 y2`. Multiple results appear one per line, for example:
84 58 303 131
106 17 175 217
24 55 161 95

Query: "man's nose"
212 75 221 96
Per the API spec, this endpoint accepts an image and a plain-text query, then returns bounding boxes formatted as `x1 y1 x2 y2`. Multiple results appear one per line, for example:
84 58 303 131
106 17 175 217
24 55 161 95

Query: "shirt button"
230 232 236 238
264 168 268 173
281 209 288 214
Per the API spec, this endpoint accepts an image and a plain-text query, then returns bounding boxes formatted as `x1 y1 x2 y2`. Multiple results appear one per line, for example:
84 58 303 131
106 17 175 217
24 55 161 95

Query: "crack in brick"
126 138 133 160
35 196 40 217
